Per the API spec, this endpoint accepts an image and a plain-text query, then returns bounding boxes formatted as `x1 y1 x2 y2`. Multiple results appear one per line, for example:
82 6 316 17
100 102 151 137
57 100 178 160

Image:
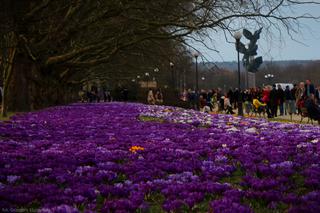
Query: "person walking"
207 90 214 111
97 88 105 103
305 94 320 124
295 82 305 100
284 85 295 119
224 95 235 114
211 90 217 110
315 85 320 106
304 79 315 98
291 84 297 113
277 84 285 116
122 88 129 102
233 88 239 109
147 89 155 105
188 89 197 110
155 89 164 105
262 85 272 118
295 82 305 114
269 85 278 117
199 95 207 112
243 90 253 116
227 89 234 109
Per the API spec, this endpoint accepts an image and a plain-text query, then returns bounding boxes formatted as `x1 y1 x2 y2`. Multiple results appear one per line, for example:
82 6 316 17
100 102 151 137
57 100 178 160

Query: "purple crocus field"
0 103 320 212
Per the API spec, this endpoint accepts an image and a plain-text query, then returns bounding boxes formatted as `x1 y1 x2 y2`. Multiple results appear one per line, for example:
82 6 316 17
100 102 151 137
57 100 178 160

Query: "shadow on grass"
0 112 16 121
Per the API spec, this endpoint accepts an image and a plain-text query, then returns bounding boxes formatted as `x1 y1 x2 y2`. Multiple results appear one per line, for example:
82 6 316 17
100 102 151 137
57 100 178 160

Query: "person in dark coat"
284 85 295 116
304 79 315 97
206 90 214 111
227 89 234 108
122 88 129 102
269 85 278 117
277 84 285 116
315 85 320 106
305 94 320 124
233 89 240 109
188 89 197 110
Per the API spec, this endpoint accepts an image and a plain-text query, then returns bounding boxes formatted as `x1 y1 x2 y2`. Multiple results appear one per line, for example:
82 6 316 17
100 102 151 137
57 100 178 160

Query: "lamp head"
234 31 242 40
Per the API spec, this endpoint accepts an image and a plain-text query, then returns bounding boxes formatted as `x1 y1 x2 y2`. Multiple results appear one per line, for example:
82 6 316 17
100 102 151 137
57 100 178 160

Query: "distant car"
275 83 294 90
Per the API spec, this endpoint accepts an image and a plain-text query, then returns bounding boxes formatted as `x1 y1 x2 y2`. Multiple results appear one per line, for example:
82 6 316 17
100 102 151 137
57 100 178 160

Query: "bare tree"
1 0 319 114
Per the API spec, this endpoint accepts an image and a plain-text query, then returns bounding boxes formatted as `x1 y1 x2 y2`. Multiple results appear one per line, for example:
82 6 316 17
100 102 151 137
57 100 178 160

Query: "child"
224 95 234 114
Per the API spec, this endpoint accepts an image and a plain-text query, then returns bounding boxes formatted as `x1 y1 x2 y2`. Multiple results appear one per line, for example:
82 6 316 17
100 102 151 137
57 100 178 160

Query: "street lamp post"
169 62 174 89
145 72 150 88
193 52 199 93
183 69 186 91
234 31 244 116
201 76 205 89
154 67 159 88
264 74 274 84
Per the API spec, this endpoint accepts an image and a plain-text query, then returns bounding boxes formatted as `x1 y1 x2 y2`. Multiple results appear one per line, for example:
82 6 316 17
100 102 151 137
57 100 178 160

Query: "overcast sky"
194 3 320 62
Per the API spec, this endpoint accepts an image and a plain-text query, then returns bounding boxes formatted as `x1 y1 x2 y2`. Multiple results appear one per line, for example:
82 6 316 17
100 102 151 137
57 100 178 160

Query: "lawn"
0 112 16 121
0 103 319 212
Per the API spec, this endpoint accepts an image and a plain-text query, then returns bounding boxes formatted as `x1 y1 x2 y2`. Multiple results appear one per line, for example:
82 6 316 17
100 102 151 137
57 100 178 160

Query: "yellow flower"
129 146 145 153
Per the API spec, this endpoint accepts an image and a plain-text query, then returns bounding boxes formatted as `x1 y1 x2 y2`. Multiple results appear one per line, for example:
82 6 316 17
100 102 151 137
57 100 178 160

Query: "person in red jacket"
262 85 272 118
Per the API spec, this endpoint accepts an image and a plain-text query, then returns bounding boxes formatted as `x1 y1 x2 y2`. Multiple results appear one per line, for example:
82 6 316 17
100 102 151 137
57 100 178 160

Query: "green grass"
290 173 310 196
219 165 245 190
243 198 289 213
0 112 16 121
191 193 222 212
144 192 166 213
269 117 319 125
138 116 165 123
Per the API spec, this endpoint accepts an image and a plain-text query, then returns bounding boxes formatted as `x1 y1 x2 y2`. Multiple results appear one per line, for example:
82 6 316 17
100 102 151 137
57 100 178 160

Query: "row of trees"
1 0 319 115
256 60 320 86
186 60 320 91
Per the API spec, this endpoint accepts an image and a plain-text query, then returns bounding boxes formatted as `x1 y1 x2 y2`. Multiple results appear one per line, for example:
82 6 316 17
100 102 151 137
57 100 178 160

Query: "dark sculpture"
236 28 263 73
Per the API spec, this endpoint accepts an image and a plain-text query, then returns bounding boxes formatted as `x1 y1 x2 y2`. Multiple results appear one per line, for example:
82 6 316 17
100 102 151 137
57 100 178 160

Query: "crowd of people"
76 80 320 123
147 88 164 105
78 86 164 105
78 86 113 103
181 79 320 123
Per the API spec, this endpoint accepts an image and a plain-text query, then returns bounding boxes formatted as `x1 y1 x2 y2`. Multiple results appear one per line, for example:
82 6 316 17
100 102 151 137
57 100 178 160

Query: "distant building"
139 81 157 88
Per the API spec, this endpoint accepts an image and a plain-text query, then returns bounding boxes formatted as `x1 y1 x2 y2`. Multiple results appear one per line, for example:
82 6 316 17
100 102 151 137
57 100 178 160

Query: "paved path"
211 106 319 125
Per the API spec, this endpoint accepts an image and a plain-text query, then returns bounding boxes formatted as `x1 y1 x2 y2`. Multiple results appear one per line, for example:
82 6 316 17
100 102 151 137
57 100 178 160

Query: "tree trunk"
1 37 79 113
1 37 17 117
4 54 77 113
